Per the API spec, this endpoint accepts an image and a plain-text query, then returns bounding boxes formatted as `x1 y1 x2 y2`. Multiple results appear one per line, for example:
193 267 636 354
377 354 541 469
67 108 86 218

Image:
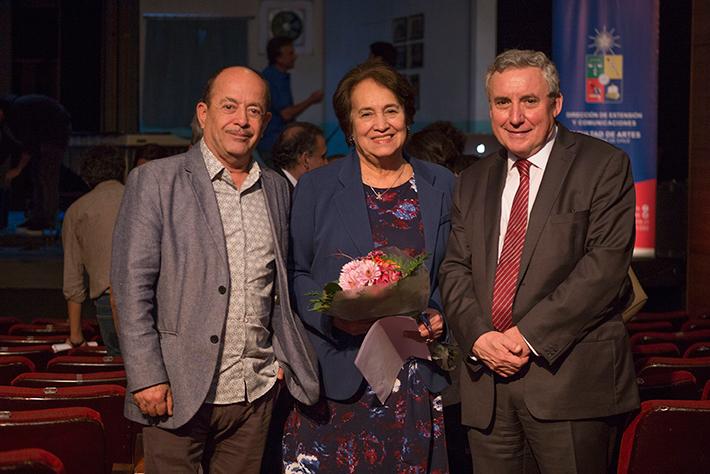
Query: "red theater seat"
8 324 68 337
617 400 710 474
626 321 674 334
0 407 105 474
0 335 66 347
0 385 136 467
11 370 127 388
636 370 697 401
0 448 66 474
67 345 109 356
630 330 710 354
637 356 710 396
631 310 688 330
0 357 35 386
703 380 710 400
0 346 53 372
0 317 20 335
681 319 710 332
684 342 710 358
46 355 124 373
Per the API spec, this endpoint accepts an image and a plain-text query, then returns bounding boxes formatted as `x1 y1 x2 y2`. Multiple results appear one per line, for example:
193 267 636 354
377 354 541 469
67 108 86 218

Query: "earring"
348 135 355 146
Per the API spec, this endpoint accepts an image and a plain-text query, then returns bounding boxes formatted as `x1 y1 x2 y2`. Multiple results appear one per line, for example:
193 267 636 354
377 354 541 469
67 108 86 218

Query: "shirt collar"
200 139 261 190
506 125 557 173
281 168 298 187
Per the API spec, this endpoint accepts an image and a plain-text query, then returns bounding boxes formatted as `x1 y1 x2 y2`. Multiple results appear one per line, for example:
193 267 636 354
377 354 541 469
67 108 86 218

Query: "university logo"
585 26 623 104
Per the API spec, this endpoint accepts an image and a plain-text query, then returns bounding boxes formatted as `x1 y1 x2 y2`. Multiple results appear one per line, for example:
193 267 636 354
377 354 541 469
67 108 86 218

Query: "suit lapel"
184 147 227 263
518 127 575 282
260 171 287 257
334 153 373 256
484 155 508 300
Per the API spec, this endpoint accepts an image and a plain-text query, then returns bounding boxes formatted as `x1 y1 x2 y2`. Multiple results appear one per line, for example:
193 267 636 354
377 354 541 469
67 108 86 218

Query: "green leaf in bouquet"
308 281 342 313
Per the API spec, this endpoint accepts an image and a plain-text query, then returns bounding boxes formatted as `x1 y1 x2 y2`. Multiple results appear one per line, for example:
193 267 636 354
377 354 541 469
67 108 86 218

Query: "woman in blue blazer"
282 59 454 473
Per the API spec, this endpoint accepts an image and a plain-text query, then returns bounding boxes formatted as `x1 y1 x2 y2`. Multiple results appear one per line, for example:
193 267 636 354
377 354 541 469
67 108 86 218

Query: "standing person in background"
111 66 319 473
62 145 124 353
439 49 639 473
271 121 327 193
258 36 323 165
0 94 71 234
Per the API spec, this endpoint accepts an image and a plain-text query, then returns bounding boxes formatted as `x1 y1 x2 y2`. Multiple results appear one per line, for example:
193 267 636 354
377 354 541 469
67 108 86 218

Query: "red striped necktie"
491 158 531 332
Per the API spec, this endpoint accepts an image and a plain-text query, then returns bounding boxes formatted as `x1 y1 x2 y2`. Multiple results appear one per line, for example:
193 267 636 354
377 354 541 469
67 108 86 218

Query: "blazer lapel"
334 153 373 256
518 127 575 282
184 147 227 263
260 171 287 257
410 158 443 273
484 154 508 301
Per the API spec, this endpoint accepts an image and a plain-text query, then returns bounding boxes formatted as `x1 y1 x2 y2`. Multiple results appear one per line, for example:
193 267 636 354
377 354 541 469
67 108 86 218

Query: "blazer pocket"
549 209 589 224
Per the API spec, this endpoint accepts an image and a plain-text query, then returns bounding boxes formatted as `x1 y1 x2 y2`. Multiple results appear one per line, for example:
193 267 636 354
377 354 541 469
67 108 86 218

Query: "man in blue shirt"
259 37 323 165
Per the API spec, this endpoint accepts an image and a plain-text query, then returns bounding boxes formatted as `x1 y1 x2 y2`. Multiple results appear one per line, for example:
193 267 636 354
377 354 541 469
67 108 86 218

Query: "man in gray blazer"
111 66 319 473
440 50 639 473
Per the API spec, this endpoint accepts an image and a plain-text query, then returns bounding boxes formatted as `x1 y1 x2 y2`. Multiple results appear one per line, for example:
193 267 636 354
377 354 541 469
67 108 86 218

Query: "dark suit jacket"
289 151 454 400
440 124 640 429
111 146 320 429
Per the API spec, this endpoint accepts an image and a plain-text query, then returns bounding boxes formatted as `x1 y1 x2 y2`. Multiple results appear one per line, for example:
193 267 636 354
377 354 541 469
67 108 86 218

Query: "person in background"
134 143 171 167
258 36 323 165
62 145 124 354
369 41 397 68
0 94 71 234
439 49 639 473
111 66 319 473
406 120 472 174
282 59 452 472
190 113 203 147
271 122 327 193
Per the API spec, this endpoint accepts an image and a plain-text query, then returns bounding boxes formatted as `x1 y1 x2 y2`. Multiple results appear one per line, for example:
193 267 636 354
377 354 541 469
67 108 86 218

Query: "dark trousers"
143 388 274 474
467 374 625 474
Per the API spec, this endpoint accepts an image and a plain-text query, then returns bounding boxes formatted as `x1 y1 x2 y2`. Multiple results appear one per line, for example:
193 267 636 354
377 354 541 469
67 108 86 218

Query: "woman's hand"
418 308 444 342
332 317 378 335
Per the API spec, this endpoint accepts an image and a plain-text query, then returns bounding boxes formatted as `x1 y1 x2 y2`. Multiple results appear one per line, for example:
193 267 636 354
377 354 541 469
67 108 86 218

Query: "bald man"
111 66 319 473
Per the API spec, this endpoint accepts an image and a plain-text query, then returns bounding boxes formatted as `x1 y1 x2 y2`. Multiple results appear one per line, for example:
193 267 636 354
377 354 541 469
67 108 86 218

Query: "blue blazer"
289 151 455 400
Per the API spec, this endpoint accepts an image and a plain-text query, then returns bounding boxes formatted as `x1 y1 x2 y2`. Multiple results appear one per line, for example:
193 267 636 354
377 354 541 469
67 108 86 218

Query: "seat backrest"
0 335 66 347
0 317 20 335
0 448 66 474
702 380 710 400
630 330 710 354
636 370 697 401
0 385 135 466
0 345 54 371
631 311 688 329
637 357 710 399
0 407 105 474
626 321 674 334
8 324 69 337
681 319 710 332
46 355 124 374
684 342 710 358
618 400 710 473
0 356 36 385
11 370 127 388
68 345 109 356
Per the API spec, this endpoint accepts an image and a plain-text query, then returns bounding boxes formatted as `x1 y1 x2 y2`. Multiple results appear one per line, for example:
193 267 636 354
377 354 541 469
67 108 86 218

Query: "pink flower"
338 259 382 290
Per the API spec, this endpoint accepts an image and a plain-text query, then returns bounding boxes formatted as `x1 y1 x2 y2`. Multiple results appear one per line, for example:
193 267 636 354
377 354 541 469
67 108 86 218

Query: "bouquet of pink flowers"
309 247 460 371
309 247 429 321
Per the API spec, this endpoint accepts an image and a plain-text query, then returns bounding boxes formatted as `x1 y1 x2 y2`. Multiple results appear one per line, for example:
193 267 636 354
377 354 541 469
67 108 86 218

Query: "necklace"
366 164 407 200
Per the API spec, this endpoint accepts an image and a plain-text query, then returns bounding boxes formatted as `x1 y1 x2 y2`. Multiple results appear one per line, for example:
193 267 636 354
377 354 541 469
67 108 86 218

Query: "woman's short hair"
80 145 124 188
485 49 561 99
333 59 416 140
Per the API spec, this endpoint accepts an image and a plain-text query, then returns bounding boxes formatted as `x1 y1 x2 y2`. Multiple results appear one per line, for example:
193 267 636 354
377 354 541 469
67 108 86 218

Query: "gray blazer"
111 146 320 429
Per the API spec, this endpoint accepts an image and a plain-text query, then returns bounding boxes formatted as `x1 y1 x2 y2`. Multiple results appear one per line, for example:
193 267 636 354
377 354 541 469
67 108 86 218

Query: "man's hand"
472 331 529 377
308 90 324 104
4 167 21 185
133 383 173 418
418 308 445 341
503 326 531 358
277 367 284 380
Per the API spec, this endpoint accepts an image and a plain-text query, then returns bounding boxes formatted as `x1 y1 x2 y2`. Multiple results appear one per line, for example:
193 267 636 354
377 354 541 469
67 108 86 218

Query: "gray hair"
485 49 561 99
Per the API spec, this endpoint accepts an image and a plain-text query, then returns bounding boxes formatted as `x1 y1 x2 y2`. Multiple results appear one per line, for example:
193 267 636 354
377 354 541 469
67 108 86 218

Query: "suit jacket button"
274 294 280 305
218 286 226 294
210 335 219 344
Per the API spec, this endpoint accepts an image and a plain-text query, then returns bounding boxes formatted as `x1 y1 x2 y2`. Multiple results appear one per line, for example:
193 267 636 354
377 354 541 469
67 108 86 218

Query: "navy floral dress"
281 177 449 473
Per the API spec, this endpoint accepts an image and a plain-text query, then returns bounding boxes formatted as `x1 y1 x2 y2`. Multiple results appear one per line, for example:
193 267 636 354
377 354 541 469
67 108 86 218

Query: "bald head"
201 66 271 110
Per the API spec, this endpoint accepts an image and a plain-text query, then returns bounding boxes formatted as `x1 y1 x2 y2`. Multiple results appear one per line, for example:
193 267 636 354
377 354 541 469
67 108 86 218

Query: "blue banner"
553 0 659 256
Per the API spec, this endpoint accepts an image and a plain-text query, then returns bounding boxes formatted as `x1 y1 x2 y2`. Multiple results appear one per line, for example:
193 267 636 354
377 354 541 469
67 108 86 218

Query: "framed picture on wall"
409 42 423 68
409 74 420 109
408 14 424 40
393 17 407 43
395 45 407 70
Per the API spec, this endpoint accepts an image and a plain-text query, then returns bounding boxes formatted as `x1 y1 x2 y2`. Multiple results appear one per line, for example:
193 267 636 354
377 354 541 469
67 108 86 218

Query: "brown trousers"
143 388 274 474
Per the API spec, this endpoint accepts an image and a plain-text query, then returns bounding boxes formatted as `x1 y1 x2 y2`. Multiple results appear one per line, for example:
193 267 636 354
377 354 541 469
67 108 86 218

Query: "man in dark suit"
439 50 639 473
111 66 318 473
271 121 327 193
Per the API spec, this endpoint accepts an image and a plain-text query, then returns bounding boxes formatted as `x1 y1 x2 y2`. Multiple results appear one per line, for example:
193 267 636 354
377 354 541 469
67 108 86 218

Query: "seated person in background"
62 145 125 354
271 122 327 193
134 143 170 167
